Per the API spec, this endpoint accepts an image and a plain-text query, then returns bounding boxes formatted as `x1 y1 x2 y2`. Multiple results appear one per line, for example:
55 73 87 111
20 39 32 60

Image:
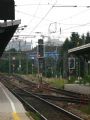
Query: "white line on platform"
0 82 16 112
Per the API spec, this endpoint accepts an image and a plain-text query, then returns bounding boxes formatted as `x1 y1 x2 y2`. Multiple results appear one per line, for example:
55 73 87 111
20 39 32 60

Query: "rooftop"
68 43 90 55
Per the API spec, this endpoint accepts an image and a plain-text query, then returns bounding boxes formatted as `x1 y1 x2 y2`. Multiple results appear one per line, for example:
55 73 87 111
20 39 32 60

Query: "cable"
63 22 90 31
15 10 53 23
15 1 90 38
27 0 41 30
55 22 90 35
29 0 57 34
16 4 90 8
16 8 90 27
53 5 90 8
15 3 53 6
58 8 90 22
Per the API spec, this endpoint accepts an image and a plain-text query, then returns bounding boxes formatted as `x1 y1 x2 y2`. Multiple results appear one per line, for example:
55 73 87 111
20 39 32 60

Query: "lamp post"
9 52 11 74
15 25 27 74
31 57 34 75
26 53 29 75
12 56 15 74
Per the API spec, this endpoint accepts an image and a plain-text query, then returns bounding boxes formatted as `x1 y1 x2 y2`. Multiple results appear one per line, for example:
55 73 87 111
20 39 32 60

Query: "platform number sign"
68 57 75 69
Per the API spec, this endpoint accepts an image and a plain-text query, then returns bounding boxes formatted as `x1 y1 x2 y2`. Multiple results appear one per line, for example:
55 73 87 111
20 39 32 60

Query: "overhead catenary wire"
16 4 90 8
29 0 57 34
15 10 53 23
16 7 90 35
15 3 56 6
15 1 90 42
63 22 90 31
16 7 90 28
58 8 90 22
27 0 41 27
53 5 90 8
28 2 88 33
54 22 90 35
25 0 41 33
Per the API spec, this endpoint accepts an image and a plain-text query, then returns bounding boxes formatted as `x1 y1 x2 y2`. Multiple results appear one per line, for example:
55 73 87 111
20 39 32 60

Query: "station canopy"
0 20 21 57
0 0 15 20
68 43 90 55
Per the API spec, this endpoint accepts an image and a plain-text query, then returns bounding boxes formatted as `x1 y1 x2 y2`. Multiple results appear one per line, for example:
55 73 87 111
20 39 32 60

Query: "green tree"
62 38 71 50
0 59 9 73
85 32 90 44
81 34 85 45
61 38 71 78
70 32 81 48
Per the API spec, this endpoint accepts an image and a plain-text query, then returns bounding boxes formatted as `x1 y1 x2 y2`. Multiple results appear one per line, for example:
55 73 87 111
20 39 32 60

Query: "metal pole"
32 64 33 74
26 53 28 74
78 58 80 80
37 45 39 77
55 46 58 78
9 52 11 74
44 44 46 76
60 67 62 79
19 40 21 74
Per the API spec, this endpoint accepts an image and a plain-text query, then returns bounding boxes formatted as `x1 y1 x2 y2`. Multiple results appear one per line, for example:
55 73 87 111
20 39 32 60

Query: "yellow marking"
13 112 21 120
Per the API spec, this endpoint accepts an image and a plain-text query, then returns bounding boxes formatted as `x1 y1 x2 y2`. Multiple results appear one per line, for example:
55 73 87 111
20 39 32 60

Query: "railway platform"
65 84 90 94
0 82 33 120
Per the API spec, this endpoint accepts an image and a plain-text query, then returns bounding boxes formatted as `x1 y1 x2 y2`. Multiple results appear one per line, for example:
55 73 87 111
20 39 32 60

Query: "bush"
83 75 90 85
68 76 76 84
79 103 90 114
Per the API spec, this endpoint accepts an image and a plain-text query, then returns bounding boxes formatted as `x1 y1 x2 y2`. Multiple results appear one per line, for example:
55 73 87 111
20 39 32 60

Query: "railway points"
0 74 88 120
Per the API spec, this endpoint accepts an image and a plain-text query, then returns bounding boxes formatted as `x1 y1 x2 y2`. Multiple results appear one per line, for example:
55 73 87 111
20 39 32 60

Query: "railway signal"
37 39 45 77
37 39 44 58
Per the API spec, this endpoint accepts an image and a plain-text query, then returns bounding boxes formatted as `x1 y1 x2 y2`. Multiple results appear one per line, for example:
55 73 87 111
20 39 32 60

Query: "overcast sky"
14 0 90 45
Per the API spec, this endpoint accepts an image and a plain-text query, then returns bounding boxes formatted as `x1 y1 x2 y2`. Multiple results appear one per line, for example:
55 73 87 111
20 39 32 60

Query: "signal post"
37 39 45 86
68 57 75 80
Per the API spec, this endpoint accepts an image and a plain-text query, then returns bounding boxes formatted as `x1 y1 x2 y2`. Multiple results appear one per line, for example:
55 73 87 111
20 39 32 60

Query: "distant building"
45 38 63 46
6 40 32 51
27 38 62 60
28 51 59 60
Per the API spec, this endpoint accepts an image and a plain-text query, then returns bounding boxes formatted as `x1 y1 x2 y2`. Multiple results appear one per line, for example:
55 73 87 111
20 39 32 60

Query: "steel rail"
6 74 90 103
1 74 89 103
35 94 89 104
13 75 90 99
2 80 84 120
1 80 47 120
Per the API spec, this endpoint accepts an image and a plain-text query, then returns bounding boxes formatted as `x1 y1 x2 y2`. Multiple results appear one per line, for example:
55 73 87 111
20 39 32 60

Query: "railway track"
12 75 90 103
48 87 90 98
35 94 89 104
1 79 84 120
0 74 89 104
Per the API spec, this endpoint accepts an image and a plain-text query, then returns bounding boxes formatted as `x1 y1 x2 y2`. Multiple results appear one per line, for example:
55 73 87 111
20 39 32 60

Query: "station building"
68 43 90 78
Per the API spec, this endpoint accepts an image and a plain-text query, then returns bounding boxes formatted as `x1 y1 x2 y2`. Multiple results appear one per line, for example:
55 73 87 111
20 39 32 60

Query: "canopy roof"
68 43 90 55
0 20 21 57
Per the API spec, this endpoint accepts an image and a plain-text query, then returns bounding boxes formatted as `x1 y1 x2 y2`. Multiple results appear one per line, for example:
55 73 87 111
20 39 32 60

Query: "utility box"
0 0 15 20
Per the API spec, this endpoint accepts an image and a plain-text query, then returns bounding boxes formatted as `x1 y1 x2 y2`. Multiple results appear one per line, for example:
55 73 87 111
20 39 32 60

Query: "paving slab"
65 84 90 94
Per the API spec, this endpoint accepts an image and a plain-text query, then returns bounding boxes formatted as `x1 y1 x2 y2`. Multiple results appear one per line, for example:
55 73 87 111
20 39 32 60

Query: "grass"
20 74 68 89
79 104 90 115
43 78 68 89
26 111 41 120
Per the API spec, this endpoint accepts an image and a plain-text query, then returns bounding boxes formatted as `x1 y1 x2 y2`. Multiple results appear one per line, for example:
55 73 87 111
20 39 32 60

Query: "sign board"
68 57 75 69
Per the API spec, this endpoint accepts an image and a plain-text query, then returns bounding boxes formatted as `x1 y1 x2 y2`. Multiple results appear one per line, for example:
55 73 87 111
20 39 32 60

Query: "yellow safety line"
12 112 21 120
